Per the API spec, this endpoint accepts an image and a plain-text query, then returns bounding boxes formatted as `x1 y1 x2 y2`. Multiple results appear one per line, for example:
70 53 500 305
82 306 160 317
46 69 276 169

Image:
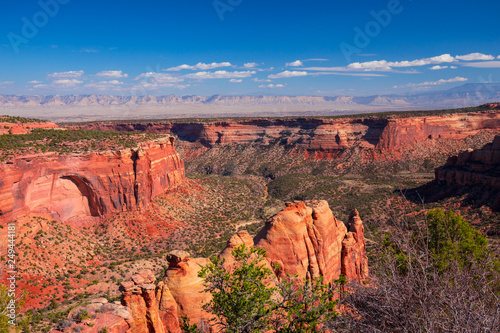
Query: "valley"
0 104 499 332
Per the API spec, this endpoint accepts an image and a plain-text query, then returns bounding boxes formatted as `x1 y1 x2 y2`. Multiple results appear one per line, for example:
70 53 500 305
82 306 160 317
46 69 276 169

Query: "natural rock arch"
26 174 102 221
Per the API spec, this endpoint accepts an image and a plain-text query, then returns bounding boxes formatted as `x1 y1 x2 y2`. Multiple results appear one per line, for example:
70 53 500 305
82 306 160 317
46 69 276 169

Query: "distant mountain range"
1 83 499 122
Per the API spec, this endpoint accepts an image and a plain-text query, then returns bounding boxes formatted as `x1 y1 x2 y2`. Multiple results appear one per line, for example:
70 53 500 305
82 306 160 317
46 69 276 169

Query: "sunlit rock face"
0 136 185 224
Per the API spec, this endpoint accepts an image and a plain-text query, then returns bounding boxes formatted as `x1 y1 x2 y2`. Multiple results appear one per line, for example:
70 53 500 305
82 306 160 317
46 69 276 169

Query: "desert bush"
330 208 500 332
182 245 344 332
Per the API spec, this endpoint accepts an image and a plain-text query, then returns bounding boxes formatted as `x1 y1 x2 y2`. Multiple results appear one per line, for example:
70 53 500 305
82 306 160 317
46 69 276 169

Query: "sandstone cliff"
0 136 185 223
434 134 500 210
113 201 368 332
71 110 500 159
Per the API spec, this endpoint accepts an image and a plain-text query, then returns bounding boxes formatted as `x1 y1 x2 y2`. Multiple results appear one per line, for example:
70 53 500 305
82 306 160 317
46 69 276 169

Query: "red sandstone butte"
0 136 184 224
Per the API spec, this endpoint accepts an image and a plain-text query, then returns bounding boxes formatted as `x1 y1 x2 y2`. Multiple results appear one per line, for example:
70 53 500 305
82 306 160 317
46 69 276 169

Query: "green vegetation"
0 128 164 159
0 115 48 123
334 208 500 332
182 245 343 332
426 208 491 271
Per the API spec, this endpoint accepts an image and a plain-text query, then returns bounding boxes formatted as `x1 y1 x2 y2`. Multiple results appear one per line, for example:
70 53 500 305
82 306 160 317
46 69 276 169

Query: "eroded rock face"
120 202 369 332
434 134 500 210
72 111 500 156
163 251 212 327
254 200 367 284
0 136 185 223
435 134 500 188
121 270 165 333
341 209 369 282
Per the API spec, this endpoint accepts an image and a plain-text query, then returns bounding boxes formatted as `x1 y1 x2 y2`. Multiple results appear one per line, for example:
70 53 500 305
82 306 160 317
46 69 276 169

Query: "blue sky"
0 0 499 96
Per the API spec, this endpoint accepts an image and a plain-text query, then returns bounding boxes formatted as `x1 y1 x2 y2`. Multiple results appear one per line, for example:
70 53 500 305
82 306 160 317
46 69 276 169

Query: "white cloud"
347 54 455 71
48 70 84 79
268 71 307 79
286 60 303 67
430 65 448 70
244 62 258 68
135 72 184 83
184 70 255 79
35 79 83 89
303 52 497 73
498 55 500 59
0 81 14 86
164 62 232 71
455 53 495 61
52 79 83 87
28 80 41 84
95 70 128 78
395 76 468 88
450 66 457 69
460 61 500 68
259 84 284 88
252 78 272 82
305 58 328 62
229 79 242 83
308 72 387 77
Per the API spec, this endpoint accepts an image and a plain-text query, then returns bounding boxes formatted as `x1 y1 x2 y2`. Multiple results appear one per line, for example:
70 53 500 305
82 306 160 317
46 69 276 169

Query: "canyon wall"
434 134 500 210
0 136 185 224
71 110 500 158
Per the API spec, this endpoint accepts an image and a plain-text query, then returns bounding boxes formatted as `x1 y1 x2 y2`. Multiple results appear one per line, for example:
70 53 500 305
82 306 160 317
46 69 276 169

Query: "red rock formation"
435 134 500 188
254 200 368 284
434 134 500 210
121 270 165 333
254 200 348 283
341 209 369 282
0 136 184 224
50 298 133 333
0 119 58 135
70 111 500 157
162 251 212 327
119 202 369 332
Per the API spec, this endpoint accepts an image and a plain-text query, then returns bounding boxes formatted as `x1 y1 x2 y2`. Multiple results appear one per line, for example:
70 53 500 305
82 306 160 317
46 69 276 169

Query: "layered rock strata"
435 134 500 188
0 136 184 223
434 134 500 210
119 201 368 332
72 111 500 156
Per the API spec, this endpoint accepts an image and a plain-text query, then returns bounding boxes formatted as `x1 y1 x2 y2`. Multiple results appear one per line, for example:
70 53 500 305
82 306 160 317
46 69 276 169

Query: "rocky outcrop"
0 119 58 135
121 270 165 333
0 136 185 224
71 111 500 158
341 209 369 282
435 134 500 188
51 298 133 333
255 200 349 283
434 134 500 210
254 200 367 283
116 201 368 332
162 251 212 328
